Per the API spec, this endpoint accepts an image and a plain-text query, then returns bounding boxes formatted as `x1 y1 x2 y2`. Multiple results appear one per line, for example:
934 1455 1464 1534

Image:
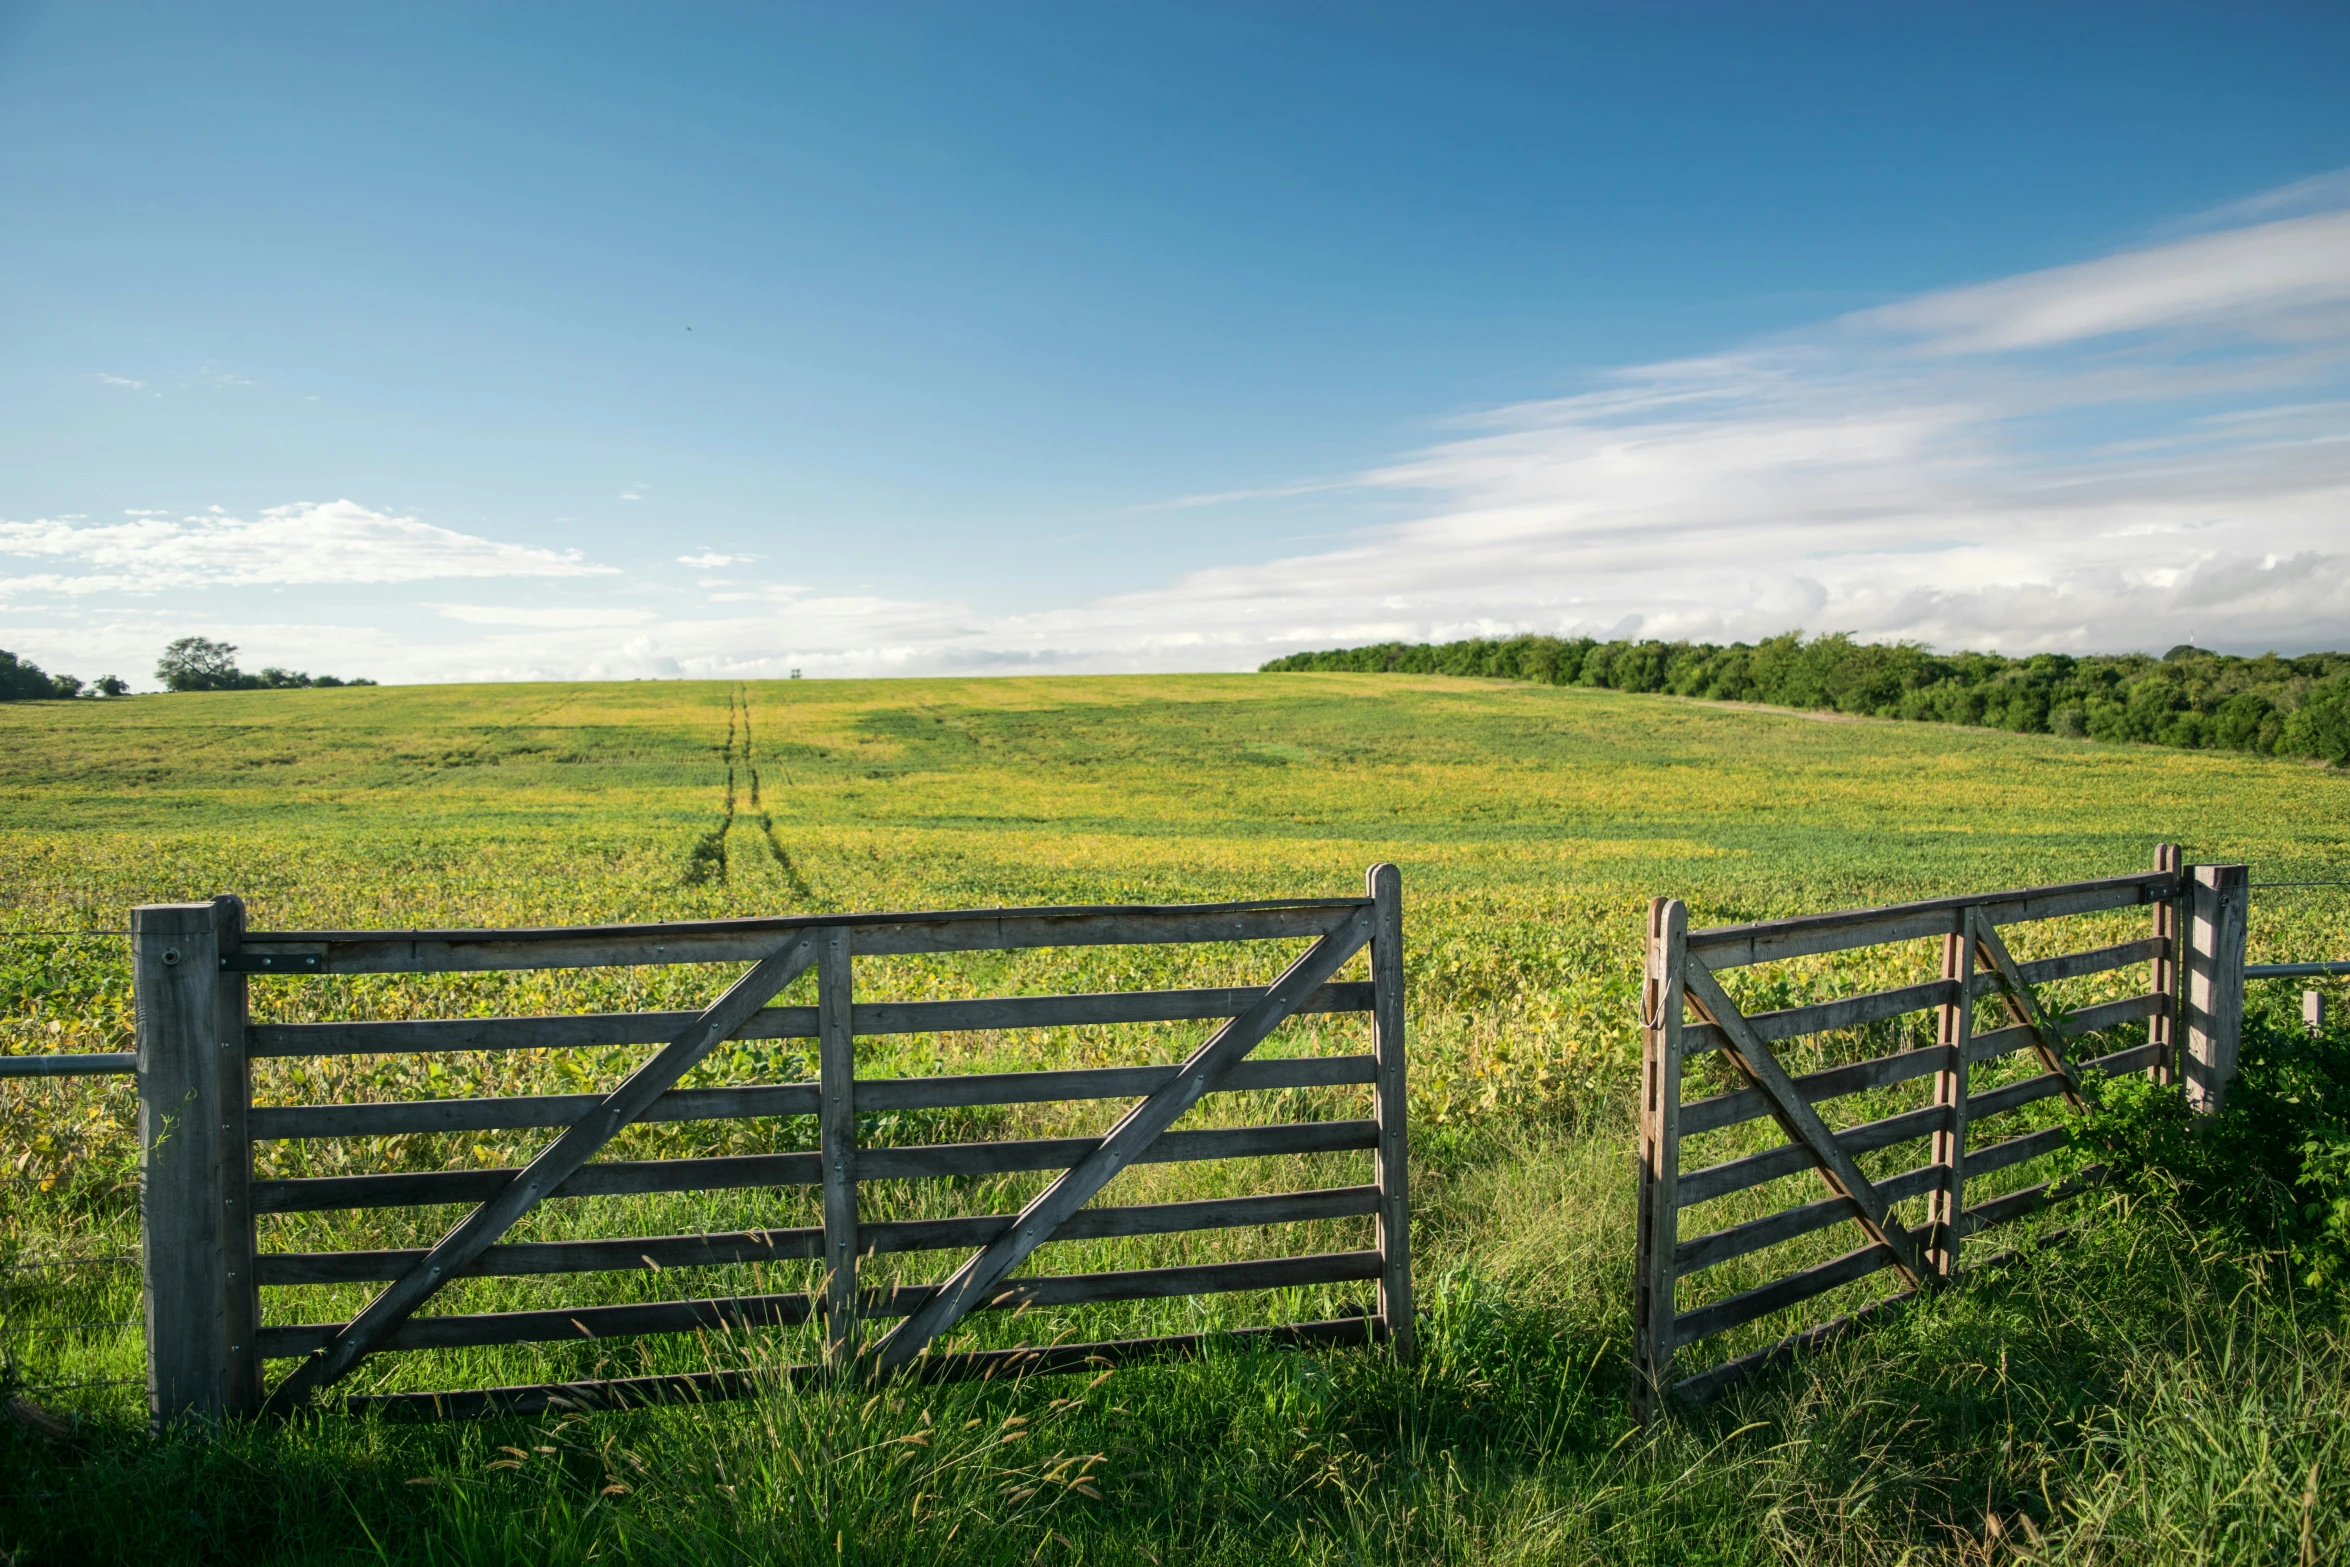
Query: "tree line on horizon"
0 636 373 701
1261 631 2350 764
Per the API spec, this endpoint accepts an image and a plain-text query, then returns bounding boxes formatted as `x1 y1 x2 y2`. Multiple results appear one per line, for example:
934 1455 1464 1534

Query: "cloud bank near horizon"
5 184 2347 685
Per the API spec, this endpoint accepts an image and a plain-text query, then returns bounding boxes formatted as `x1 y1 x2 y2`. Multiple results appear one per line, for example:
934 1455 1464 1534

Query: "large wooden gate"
1632 848 2248 1417
132 869 1410 1423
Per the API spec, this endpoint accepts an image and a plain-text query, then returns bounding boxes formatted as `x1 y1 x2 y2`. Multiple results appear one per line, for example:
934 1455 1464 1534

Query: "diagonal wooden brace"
871 906 1374 1375
1680 959 1928 1290
1970 915 2085 1109
262 932 821 1417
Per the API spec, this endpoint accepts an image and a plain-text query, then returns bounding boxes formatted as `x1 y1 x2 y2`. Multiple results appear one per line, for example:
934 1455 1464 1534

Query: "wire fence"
0 1250 146 1399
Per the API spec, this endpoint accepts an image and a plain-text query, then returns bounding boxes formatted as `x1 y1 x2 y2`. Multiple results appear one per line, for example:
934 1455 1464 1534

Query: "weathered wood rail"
1632 849 2250 1418
132 872 1412 1426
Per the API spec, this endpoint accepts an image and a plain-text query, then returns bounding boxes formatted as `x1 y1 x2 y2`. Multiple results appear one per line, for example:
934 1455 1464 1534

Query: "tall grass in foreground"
6 1127 2347 1565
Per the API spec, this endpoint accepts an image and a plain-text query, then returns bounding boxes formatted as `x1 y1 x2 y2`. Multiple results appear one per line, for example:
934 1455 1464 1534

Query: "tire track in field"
681 691 738 885
738 685 815 901
683 684 813 902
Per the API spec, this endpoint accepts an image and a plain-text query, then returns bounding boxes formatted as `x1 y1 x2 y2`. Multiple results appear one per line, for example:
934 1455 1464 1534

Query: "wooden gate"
1632 848 2248 1418
132 869 1410 1424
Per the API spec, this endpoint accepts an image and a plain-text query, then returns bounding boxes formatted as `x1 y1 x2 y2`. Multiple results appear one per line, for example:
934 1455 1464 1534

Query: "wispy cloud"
1852 208 2350 353
1137 476 1358 511
432 604 657 628
10 174 2347 680
0 499 615 595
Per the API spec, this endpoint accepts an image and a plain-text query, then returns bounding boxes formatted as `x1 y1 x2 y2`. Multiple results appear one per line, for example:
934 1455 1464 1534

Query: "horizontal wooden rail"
1682 1037 2153 1210
250 1120 1379 1213
1683 979 1958 1056
246 982 1375 1059
250 1054 1376 1141
1675 1237 1892 1347
254 1185 1380 1285
2023 938 2168 986
1682 1044 1951 1138
1688 872 2179 969
1673 1166 2103 1348
1673 1122 2074 1275
254 1082 818 1139
0 1052 137 1078
1964 1124 2073 1180
258 1290 815 1358
256 1249 1383 1359
1677 1105 1949 1209
1684 990 2169 1137
2056 991 2169 1036
339 1314 1383 1418
1675 1161 1946 1275
1670 1227 2073 1407
1683 948 2167 1056
2246 961 2350 979
1956 1168 2103 1237
230 899 1372 975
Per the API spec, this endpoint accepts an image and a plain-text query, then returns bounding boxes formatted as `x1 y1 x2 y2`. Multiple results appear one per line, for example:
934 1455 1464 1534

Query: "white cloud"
1852 209 2350 353
11 173 2348 679
0 500 616 595
432 604 658 628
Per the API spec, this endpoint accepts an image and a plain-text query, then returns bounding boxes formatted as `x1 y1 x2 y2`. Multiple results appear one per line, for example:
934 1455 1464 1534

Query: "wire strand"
0 930 131 938
3 1257 138 1274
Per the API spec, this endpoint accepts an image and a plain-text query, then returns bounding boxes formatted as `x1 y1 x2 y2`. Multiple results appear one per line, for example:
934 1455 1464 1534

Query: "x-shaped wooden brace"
1968 915 2086 1110
263 932 822 1417
1680 959 1929 1290
870 904 1375 1376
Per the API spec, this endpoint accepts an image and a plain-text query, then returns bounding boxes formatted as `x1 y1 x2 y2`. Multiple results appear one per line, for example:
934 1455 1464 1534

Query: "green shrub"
2068 989 2350 1289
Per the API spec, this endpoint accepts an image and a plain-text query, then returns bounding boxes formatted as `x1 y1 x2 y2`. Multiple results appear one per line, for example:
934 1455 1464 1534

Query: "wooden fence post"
817 925 859 1370
1926 915 1973 1280
2183 864 2249 1113
2148 844 2181 1085
135 897 259 1426
1631 897 1686 1423
1368 863 1412 1360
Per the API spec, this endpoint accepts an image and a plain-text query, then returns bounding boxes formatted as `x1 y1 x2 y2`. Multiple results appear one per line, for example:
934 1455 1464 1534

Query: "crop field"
3 672 2348 1564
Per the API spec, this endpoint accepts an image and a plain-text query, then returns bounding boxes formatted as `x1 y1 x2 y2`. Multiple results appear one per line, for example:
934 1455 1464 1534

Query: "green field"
3 674 2347 1564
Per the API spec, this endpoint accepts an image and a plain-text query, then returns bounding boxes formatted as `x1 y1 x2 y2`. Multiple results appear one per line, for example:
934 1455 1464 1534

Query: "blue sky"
3 2 2347 684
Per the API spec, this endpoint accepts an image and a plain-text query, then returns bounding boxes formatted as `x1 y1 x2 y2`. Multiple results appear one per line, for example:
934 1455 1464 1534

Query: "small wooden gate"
132 869 1410 1424
1632 848 2249 1417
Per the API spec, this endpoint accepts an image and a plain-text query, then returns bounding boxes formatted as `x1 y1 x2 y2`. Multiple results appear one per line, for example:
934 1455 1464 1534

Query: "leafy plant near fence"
1264 632 2350 762
2067 986 2350 1289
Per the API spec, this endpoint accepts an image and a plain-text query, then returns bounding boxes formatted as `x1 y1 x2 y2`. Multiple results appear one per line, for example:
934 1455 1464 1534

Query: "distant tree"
157 637 245 691
93 675 130 698
0 648 60 701
48 673 85 699
256 666 313 689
